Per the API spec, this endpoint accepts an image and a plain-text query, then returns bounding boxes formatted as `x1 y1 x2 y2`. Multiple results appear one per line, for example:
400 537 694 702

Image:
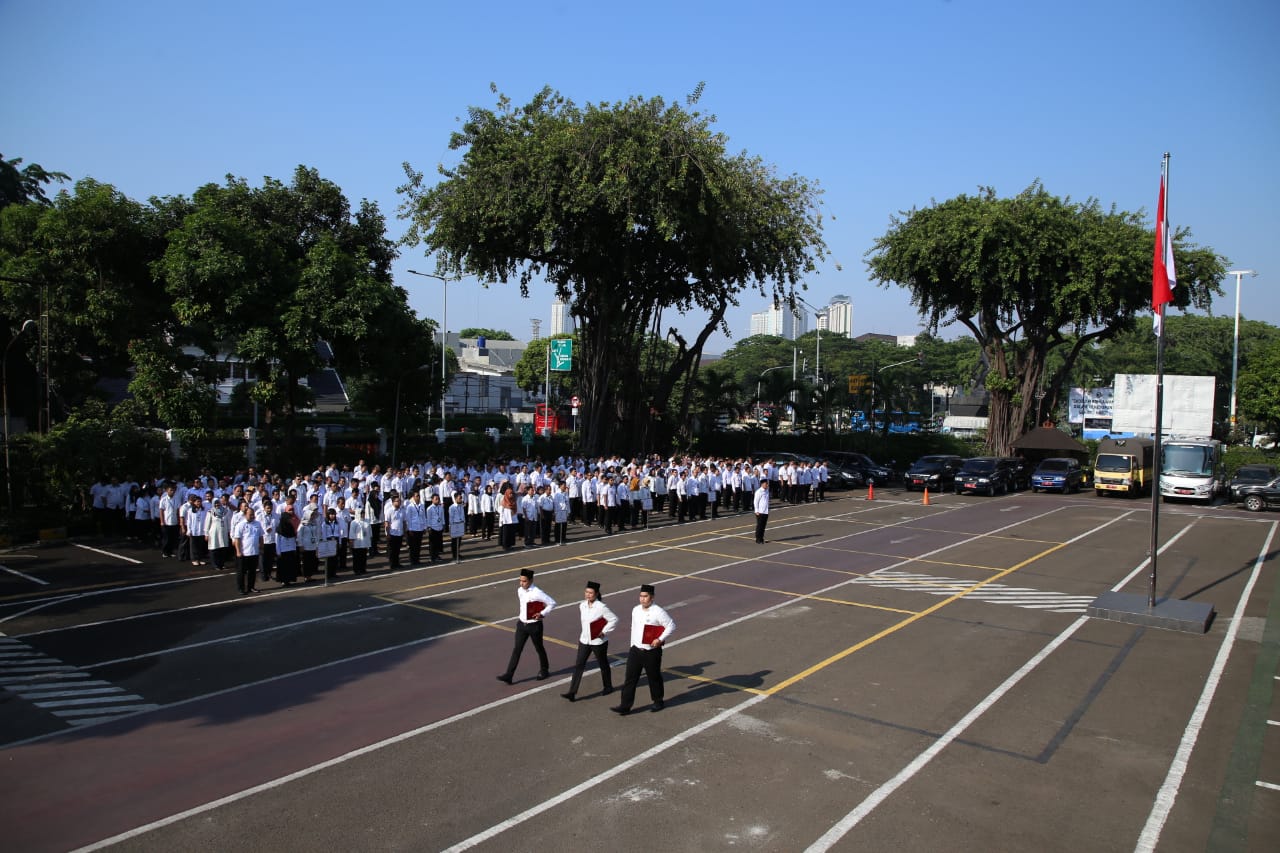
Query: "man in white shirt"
562 580 618 701
754 477 771 544
231 506 265 595
497 568 556 684
611 583 676 715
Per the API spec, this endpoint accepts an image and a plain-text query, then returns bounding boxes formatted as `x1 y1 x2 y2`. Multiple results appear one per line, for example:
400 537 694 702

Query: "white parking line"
1135 521 1277 853
0 564 50 585
1258 781 1280 792
806 514 1196 852
72 544 143 564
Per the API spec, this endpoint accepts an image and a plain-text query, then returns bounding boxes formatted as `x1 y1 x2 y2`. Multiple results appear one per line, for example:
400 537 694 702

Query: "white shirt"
578 598 619 646
232 519 264 557
517 583 557 624
629 602 676 650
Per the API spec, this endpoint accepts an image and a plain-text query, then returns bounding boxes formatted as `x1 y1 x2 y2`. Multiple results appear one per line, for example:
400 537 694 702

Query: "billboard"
1068 387 1114 424
1109 374 1215 438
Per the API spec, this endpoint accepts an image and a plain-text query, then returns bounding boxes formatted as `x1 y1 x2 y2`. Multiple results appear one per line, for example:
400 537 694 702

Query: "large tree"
399 85 826 454
866 182 1226 455
156 167 424 444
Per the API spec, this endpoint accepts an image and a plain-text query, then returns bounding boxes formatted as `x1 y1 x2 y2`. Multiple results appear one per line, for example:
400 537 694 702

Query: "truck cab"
1094 437 1154 498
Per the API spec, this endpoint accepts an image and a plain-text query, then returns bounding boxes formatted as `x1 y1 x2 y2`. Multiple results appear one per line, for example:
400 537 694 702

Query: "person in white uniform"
611 583 676 715
496 568 556 684
562 581 618 702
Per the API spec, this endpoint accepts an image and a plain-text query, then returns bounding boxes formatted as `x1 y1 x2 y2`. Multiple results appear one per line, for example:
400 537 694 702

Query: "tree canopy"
398 84 827 454
866 181 1226 454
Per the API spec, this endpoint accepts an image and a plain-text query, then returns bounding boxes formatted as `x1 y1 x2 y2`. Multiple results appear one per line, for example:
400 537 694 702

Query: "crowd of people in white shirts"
86 453 832 593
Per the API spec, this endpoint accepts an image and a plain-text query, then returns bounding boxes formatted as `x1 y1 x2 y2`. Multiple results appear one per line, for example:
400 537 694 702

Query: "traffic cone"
922 488 930 506
866 482 875 501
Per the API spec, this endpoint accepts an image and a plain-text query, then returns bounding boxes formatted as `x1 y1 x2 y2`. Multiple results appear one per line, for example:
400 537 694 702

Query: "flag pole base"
1086 591 1214 634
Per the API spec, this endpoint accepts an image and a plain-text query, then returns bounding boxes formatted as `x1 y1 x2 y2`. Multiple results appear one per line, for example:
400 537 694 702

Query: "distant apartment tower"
824 295 852 337
749 302 807 340
550 299 574 336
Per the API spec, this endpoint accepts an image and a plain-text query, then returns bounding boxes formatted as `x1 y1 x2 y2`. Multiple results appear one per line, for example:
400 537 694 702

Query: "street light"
406 269 456 434
1227 269 1258 431
792 294 824 385
756 365 789 425
4 319 37 511
391 363 434 469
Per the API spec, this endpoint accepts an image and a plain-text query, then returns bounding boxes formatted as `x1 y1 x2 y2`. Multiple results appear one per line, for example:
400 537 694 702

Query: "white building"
749 303 807 340
550 299 574 336
824 295 852 337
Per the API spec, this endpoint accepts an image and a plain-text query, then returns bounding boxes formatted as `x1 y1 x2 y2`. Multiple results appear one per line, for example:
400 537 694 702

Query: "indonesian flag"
1152 173 1176 336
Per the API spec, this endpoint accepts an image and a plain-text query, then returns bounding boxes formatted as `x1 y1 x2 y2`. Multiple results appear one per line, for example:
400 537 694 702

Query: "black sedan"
904 455 963 492
955 457 1015 496
1238 475 1280 512
1228 464 1279 503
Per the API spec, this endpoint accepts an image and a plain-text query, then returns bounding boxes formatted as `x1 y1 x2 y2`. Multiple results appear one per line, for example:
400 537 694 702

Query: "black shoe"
536 671 550 681
650 702 665 713
610 705 629 716
496 674 513 684
561 692 576 702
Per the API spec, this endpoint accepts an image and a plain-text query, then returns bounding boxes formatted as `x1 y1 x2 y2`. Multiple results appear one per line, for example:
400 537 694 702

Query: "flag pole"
1148 152 1170 609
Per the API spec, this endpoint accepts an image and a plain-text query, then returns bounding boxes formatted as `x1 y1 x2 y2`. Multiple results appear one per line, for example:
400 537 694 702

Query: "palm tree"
694 369 744 434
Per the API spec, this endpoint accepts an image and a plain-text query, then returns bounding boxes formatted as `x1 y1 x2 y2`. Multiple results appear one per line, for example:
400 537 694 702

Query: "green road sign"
550 338 573 372
521 423 534 444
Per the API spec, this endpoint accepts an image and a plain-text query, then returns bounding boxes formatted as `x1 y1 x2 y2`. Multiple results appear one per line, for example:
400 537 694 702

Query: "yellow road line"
763 539 1071 695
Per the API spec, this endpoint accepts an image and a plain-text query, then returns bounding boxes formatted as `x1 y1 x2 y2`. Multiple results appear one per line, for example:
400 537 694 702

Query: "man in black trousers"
497 569 557 684
612 584 676 715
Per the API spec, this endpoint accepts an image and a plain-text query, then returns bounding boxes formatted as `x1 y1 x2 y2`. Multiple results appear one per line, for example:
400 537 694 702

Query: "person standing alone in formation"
611 584 676 715
562 581 617 702
448 492 467 563
231 506 264 595
497 568 556 684
753 475 770 544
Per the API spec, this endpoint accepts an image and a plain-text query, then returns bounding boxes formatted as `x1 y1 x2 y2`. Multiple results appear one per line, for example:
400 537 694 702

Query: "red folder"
526 600 546 620
589 617 607 639
642 623 665 645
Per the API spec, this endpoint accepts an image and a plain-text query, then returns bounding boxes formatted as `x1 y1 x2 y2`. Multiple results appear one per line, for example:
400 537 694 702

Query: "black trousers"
755 512 769 543
503 620 549 678
567 641 612 696
162 523 180 555
407 529 423 563
386 534 402 568
236 553 258 593
618 645 663 709
260 543 276 580
352 546 368 575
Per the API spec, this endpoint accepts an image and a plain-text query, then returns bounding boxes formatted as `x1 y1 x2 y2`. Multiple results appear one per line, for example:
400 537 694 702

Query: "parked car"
824 451 895 485
904 455 963 492
1237 474 1280 512
823 462 866 491
1031 457 1086 493
955 457 1016 496
1228 464 1279 503
1002 457 1032 491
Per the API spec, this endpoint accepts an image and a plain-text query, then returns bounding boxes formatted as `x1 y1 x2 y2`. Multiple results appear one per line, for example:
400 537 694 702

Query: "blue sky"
4 0 1277 354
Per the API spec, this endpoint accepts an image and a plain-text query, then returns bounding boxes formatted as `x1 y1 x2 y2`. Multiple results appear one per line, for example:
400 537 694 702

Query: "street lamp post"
406 269 455 434
4 319 37 512
392 363 434 469
756 365 789 425
1227 269 1258 431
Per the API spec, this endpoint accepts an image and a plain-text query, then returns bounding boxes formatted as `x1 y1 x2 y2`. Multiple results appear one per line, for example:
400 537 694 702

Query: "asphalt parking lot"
1 487 1277 852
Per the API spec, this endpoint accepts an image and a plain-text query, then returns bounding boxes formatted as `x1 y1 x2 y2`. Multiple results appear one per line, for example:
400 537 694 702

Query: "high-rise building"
749 302 806 339
825 295 852 337
550 299 574 336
